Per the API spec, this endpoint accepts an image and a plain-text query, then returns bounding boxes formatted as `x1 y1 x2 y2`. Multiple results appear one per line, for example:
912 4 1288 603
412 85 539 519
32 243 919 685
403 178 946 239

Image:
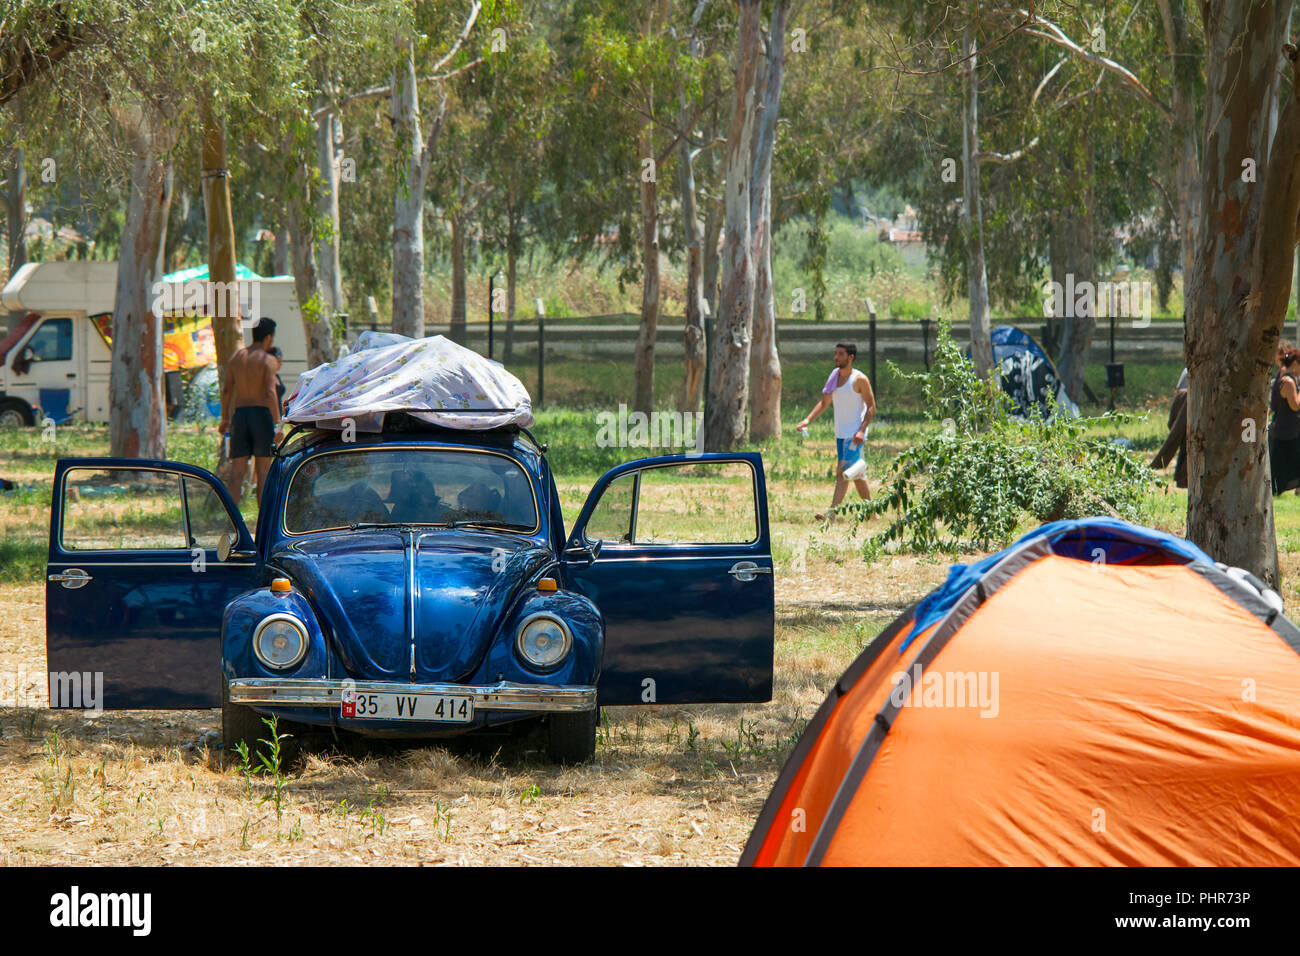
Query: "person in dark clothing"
269 346 286 412
1152 367 1188 488
1270 348 1300 495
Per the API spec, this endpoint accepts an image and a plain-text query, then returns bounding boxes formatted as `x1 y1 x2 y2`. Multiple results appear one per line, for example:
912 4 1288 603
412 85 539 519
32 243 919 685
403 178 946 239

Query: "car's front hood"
273 529 553 682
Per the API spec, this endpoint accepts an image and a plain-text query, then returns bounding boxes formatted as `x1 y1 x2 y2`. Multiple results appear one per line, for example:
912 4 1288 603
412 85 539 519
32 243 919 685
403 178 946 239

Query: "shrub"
842 322 1152 552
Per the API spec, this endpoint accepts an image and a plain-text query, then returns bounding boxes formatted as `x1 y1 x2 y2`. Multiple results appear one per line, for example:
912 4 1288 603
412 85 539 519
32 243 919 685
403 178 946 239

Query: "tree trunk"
960 11 994 378
1156 0 1202 280
286 163 334 368
702 0 762 451
748 0 789 441
315 94 345 317
450 212 467 345
274 222 290 276
702 199 722 322
678 127 706 413
1185 2 1297 586
504 205 518 363
6 140 27 328
109 102 174 459
200 94 243 433
391 40 426 338
634 124 660 415
1055 142 1097 404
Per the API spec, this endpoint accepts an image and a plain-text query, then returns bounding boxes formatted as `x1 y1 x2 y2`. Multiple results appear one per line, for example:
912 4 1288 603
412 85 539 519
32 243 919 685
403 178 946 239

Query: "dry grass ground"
6 413 1298 866
0 539 946 866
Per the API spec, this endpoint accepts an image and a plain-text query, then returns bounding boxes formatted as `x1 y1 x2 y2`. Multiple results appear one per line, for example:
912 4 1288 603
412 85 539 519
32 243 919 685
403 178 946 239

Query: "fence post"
535 297 545 407
865 297 878 388
920 317 932 370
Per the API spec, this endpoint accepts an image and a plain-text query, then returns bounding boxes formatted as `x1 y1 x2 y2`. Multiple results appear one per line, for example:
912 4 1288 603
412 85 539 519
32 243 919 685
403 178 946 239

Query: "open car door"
564 452 774 706
46 458 258 709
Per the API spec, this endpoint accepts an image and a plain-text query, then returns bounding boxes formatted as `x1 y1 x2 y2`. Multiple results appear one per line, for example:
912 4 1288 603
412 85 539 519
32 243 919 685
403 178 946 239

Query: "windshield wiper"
446 520 535 532
347 521 415 531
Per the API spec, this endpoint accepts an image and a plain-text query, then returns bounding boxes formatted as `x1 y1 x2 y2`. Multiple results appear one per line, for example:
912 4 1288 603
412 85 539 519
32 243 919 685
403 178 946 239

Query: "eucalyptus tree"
389 0 487 337
701 0 762 451
1183 2 1300 585
475 19 555 361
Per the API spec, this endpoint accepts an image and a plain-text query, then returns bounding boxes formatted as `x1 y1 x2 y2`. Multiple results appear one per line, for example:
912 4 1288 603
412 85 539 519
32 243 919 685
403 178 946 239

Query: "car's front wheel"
222 678 300 768
546 707 598 764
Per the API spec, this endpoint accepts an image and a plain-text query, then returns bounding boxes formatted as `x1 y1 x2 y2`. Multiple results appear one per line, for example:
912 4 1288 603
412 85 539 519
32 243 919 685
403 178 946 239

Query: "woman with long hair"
1270 347 1300 495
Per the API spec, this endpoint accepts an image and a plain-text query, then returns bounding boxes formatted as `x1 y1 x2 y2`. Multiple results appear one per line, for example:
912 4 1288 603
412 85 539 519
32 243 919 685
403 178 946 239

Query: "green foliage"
842 323 1152 552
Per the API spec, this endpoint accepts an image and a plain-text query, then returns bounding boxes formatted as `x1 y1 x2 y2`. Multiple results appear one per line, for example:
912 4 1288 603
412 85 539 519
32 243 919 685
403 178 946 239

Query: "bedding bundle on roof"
285 332 533 432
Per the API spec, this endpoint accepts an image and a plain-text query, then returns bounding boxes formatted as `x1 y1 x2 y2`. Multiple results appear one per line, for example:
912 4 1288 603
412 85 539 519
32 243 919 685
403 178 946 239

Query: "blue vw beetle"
45 416 774 763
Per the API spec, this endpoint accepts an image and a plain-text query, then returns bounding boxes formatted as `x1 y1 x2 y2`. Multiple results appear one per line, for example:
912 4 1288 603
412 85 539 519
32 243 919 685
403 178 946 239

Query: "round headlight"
515 614 572 670
253 613 308 670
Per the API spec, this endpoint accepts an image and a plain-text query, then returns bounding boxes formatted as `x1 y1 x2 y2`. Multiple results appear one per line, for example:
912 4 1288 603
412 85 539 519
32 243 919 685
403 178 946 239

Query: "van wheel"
0 399 34 428
546 707 598 764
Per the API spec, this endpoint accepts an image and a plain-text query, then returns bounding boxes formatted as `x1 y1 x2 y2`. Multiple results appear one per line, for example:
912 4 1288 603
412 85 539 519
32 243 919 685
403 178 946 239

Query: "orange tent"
742 519 1300 866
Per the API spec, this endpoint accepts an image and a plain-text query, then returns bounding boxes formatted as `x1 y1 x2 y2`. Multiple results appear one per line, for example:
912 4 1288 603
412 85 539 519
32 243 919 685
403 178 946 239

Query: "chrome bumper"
228 678 596 713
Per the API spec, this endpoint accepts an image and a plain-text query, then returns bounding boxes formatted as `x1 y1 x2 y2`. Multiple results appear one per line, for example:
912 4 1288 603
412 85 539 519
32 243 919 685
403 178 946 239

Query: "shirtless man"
797 342 877 521
219 317 282 504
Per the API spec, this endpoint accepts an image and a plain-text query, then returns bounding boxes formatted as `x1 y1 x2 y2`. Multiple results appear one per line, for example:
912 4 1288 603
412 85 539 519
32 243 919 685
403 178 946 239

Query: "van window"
28 318 73 361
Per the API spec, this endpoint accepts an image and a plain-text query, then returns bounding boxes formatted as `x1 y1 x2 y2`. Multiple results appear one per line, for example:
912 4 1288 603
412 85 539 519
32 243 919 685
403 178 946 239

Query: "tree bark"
6 137 27 328
1185 4 1297 586
286 162 334 368
634 124 660 415
391 40 427 338
1156 0 1202 280
450 209 467 345
315 94 345 317
748 0 789 441
109 101 174 459
702 198 722 322
504 202 518 363
678 131 707 413
960 10 994 378
1055 141 1097 404
274 222 290 276
703 0 762 451
200 94 243 433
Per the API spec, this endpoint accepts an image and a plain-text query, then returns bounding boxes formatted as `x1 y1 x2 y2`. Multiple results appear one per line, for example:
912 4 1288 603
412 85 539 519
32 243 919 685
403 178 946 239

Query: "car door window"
632 461 757 545
61 467 240 552
62 468 187 551
182 475 238 549
583 472 635 544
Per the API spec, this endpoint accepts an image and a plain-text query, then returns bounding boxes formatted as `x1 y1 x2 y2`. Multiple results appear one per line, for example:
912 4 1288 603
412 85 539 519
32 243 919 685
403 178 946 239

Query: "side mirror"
20 346 34 362
563 539 602 565
217 532 255 562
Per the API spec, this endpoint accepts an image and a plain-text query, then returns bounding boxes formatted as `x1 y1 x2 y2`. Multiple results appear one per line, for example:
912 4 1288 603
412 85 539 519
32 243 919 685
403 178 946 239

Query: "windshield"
284 447 539 534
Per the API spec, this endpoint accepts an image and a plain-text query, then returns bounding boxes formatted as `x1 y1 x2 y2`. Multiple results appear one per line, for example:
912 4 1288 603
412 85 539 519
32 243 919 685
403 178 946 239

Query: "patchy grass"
0 558 936 865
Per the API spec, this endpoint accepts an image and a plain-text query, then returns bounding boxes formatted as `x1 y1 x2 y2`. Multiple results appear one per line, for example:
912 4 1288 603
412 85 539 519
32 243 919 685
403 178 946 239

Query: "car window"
182 476 237 549
284 448 538 534
62 468 187 551
631 460 758 545
584 472 634 544
28 318 73 361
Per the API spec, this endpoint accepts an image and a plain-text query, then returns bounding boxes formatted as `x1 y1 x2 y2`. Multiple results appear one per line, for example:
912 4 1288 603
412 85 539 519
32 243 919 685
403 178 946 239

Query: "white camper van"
0 261 307 427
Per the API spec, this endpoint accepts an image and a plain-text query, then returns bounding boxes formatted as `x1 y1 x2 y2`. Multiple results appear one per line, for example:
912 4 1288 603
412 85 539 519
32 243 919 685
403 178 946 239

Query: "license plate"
342 690 473 723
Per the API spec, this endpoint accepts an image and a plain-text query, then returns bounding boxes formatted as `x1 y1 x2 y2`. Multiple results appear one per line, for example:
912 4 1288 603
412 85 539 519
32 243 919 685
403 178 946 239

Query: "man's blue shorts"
836 436 866 464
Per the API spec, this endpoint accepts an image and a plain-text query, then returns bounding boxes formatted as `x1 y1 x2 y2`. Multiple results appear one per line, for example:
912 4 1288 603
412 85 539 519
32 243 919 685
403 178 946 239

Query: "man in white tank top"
796 342 876 520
